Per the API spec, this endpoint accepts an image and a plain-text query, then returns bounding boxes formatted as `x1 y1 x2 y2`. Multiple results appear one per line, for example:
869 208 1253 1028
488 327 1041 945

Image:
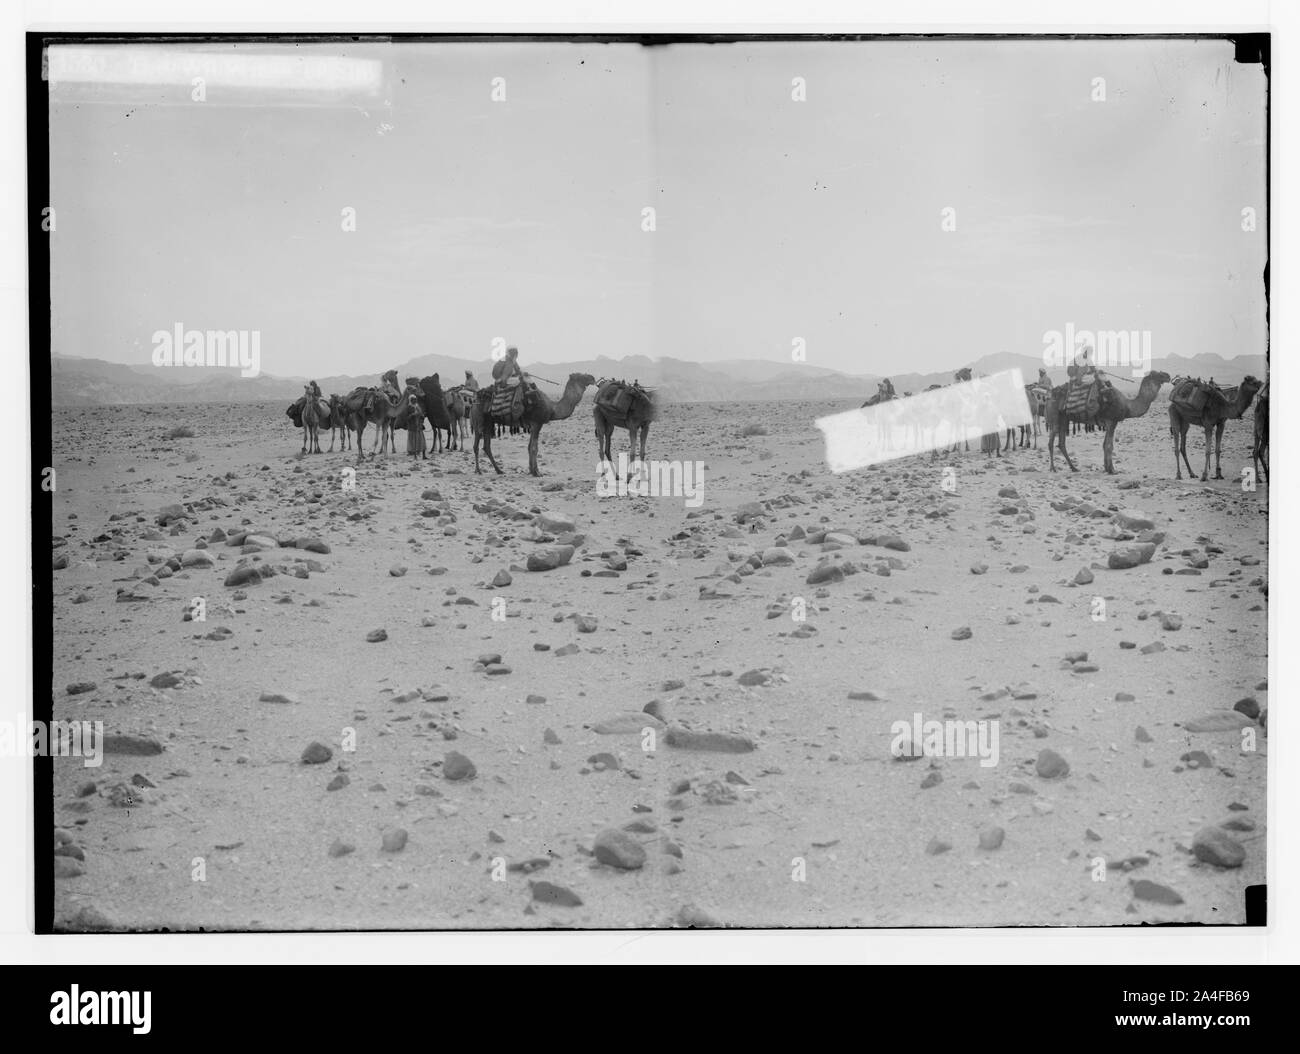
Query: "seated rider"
492 346 536 398
878 378 895 400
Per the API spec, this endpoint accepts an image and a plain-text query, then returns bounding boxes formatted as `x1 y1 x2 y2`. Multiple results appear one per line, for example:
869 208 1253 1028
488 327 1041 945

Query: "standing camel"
300 385 324 454
442 387 474 450
418 374 452 454
473 373 596 476
594 381 656 472
1046 370 1171 474
362 388 422 460
327 393 356 452
1170 376 1263 481
1252 381 1269 484
1009 384 1046 450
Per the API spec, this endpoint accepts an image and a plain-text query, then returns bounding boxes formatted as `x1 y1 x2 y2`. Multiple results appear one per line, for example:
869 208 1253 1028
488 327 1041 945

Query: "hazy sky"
48 37 1267 377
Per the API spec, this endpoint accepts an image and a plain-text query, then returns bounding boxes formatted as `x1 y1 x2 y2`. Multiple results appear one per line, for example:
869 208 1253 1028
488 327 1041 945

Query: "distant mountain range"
50 351 1268 407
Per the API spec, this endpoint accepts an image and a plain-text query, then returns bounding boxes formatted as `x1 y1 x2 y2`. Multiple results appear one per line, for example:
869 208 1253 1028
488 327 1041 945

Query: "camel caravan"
287 344 1263 482
286 347 657 479
856 347 1267 479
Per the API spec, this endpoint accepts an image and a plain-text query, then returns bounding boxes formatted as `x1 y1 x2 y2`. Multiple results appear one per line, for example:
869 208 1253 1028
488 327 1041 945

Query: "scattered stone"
527 545 575 572
805 562 844 585
951 626 972 641
259 691 299 704
530 880 583 907
1108 543 1157 570
328 839 355 858
1184 711 1253 733
978 826 1005 851
1233 697 1261 720
443 751 477 781
593 829 646 870
102 734 163 757
926 837 952 855
365 629 388 643
301 742 333 764
1192 826 1245 868
664 727 756 753
381 828 408 853
1036 749 1070 779
1130 879 1184 905
593 712 664 735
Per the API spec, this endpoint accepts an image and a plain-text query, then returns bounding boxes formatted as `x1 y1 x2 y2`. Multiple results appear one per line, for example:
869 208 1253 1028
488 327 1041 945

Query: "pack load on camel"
594 377 654 417
486 345 538 422
1171 376 1234 415
287 380 331 429
1064 348 1109 418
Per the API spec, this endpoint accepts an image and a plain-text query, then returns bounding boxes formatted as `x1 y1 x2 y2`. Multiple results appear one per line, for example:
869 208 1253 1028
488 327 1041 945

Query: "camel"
442 387 474 450
1046 370 1170 474
361 388 421 459
1169 375 1263 481
1009 384 1047 450
1252 382 1269 484
472 372 596 476
594 381 656 472
326 393 357 452
300 384 323 454
418 374 452 454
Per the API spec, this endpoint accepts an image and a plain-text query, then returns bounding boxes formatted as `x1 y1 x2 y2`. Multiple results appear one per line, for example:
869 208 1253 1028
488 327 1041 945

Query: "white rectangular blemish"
815 369 1035 473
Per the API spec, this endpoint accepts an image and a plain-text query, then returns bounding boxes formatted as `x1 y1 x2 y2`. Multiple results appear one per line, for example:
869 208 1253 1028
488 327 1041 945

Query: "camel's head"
571 373 597 389
1242 375 1263 393
1146 370 1171 388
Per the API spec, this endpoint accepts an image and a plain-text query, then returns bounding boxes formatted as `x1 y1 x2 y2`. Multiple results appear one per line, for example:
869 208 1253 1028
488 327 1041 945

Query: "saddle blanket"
490 382 525 420
1065 378 1099 416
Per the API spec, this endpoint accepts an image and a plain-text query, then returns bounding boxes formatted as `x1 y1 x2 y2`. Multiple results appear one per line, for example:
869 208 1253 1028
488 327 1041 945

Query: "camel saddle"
1170 379 1221 415
1064 373 1103 417
595 380 647 416
288 396 331 428
488 381 528 421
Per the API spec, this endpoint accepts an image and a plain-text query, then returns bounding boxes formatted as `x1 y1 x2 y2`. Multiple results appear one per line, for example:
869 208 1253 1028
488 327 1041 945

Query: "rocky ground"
48 397 1267 930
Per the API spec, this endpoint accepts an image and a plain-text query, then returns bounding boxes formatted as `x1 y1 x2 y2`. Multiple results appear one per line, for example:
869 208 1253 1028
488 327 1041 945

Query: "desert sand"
48 394 1267 930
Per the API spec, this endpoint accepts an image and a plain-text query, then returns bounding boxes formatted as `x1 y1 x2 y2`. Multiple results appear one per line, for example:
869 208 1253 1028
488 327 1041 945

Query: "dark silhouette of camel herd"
288 369 656 478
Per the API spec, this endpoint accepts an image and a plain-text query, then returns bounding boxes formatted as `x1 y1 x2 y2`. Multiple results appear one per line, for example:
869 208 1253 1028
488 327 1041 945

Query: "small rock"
1192 826 1245 868
593 829 647 870
443 751 477 781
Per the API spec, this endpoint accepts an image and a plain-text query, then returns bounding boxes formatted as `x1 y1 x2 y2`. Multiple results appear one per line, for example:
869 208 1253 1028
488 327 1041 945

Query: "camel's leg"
1200 424 1213 482
1057 419 1077 472
1177 426 1195 480
1214 422 1226 479
528 423 541 477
